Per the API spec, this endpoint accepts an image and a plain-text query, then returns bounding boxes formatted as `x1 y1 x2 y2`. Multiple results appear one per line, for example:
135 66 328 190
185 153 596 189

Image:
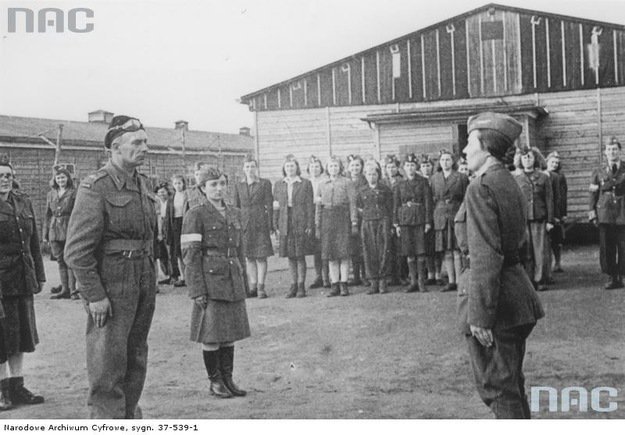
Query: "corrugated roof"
0 114 253 153
240 2 625 102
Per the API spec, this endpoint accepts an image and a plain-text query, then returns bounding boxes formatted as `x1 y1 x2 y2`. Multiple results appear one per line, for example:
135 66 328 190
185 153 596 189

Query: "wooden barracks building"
0 110 253 230
240 3 625 222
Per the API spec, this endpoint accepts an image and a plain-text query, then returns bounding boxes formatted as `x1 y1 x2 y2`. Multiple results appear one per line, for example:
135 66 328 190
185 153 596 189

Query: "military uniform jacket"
181 201 246 302
455 162 544 334
43 187 77 242
356 183 393 221
514 170 553 223
233 178 274 232
589 163 625 224
392 176 433 227
64 161 157 303
430 170 469 231
273 178 314 235
0 191 46 297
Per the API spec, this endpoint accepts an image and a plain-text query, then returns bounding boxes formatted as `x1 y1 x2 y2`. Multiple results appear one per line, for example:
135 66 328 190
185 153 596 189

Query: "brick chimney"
88 110 114 124
175 120 189 131
239 127 251 136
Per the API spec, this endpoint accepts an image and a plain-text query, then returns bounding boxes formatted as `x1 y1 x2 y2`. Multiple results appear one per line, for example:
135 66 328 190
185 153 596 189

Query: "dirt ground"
3 244 625 419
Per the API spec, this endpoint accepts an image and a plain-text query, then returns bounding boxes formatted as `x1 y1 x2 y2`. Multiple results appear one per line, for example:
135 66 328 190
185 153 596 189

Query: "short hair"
436 149 458 172
194 161 210 171
154 182 171 195
475 129 516 165
307 155 325 175
605 136 622 150
514 147 547 170
171 174 187 190
325 155 344 175
363 159 382 180
197 166 228 186
282 154 301 177
243 155 258 167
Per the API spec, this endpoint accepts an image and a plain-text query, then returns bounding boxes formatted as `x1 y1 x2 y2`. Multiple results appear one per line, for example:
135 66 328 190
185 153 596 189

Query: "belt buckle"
122 250 139 259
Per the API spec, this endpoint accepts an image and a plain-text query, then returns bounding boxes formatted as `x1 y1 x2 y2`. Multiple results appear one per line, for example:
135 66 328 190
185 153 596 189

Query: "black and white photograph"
2 0 625 425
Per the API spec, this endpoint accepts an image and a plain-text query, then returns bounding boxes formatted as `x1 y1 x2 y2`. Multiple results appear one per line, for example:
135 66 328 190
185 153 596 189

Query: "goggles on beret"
107 118 144 134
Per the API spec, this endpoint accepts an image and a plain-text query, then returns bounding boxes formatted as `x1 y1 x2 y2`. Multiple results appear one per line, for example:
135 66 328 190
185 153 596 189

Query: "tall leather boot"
219 346 247 397
405 260 419 293
417 257 428 293
0 379 13 411
202 351 233 398
9 377 43 405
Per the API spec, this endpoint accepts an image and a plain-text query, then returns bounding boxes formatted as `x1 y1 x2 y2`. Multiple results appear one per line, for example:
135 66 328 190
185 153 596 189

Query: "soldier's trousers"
466 324 535 419
85 256 156 419
598 224 625 278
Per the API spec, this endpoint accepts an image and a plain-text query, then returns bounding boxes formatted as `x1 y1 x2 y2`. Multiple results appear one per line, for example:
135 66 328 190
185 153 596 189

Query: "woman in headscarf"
43 166 78 299
273 155 314 298
181 166 250 399
0 154 45 410
233 157 274 299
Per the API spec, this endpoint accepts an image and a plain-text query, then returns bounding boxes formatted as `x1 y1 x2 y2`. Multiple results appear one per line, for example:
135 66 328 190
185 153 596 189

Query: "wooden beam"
436 29 442 97
546 19 552 88
562 21 567 86
332 68 337 105
580 24 585 86
479 14 484 94
361 56 366 104
376 50 381 103
614 31 619 84
407 39 413 99
421 35 427 99
317 73 322 106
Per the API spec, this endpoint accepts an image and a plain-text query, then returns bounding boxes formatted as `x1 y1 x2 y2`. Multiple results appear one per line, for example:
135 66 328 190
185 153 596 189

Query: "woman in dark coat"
393 153 433 293
546 151 567 273
43 166 77 299
514 148 553 291
154 182 173 286
166 174 188 287
273 155 314 298
233 157 274 299
347 154 369 287
381 155 406 286
0 155 45 411
181 166 250 399
356 160 393 294
420 155 440 285
307 156 330 289
430 150 469 292
316 156 358 297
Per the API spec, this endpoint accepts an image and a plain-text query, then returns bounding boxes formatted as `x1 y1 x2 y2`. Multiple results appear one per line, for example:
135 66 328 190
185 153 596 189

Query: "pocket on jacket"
104 195 134 227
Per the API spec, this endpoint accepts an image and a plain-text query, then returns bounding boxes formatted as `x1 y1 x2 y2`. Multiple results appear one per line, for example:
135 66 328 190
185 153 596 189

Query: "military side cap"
384 154 400 166
404 153 418 164
467 112 522 144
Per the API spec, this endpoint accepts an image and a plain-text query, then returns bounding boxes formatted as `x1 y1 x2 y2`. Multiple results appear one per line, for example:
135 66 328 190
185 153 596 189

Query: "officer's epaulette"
80 171 108 189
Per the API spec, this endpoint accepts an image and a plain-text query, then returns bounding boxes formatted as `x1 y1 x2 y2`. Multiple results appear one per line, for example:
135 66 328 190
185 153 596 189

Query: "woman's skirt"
242 227 274 259
190 299 251 344
171 216 183 258
435 219 458 252
279 208 311 258
320 206 351 261
399 225 426 257
0 295 38 363
361 219 391 279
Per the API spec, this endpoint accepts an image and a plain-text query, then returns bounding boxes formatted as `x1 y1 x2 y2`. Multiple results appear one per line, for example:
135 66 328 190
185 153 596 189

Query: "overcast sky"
1 0 625 134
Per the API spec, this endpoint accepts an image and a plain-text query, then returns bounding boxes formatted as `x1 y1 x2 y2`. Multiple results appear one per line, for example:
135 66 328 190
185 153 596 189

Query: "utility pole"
53 124 63 168
180 126 187 172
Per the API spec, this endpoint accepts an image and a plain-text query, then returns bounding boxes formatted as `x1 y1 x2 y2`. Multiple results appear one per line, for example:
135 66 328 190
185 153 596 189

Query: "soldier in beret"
393 153 433 293
589 137 625 289
456 112 544 418
65 115 157 418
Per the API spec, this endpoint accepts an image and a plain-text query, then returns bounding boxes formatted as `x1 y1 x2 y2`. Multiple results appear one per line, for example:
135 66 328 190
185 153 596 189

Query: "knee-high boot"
219 347 247 397
202 351 232 398
51 266 70 299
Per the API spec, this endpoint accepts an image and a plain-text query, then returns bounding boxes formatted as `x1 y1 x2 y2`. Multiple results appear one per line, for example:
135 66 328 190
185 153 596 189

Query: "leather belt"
103 239 153 259
202 247 238 258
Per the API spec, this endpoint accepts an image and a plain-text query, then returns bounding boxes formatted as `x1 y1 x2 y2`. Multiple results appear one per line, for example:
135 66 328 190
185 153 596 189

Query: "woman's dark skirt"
321 206 351 261
361 219 391 279
435 219 458 252
279 207 311 258
171 216 183 258
242 226 274 259
399 225 426 257
350 220 363 260
0 295 38 363
190 299 250 344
